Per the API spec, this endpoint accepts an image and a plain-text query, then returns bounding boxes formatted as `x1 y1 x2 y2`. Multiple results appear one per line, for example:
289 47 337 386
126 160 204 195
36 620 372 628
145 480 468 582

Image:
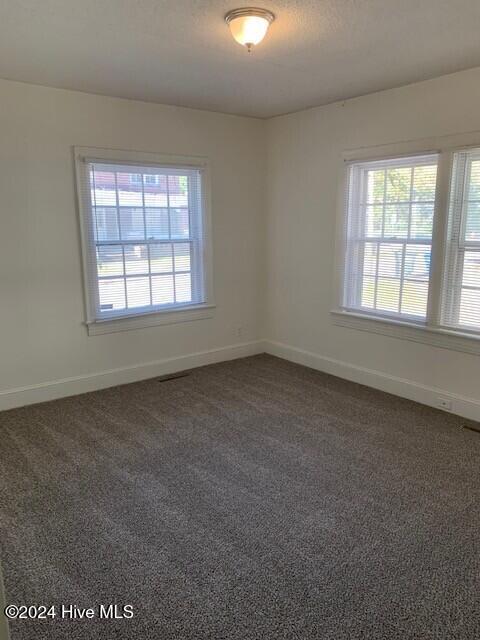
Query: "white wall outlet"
236 326 244 339
436 397 452 411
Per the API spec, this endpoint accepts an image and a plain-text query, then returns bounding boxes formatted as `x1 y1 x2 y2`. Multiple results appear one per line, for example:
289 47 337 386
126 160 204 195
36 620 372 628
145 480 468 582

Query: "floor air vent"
462 424 480 434
157 372 189 383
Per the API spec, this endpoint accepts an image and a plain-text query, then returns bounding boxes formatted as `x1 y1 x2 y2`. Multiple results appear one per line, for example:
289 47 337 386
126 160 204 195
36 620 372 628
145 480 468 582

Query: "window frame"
441 149 480 331
343 153 438 324
332 131 480 355
74 147 215 336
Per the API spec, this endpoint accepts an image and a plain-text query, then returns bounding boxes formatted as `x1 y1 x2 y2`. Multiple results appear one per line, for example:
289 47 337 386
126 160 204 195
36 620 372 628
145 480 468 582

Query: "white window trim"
87 303 216 336
74 146 215 336
331 310 480 356
332 129 480 355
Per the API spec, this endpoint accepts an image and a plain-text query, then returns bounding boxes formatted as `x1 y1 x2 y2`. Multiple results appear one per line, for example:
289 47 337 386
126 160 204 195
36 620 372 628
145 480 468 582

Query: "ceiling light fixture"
225 7 275 52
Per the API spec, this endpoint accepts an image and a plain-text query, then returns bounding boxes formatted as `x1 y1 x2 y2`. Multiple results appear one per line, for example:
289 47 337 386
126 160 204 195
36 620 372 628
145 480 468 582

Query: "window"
130 173 142 185
75 148 213 333
130 173 159 186
343 155 437 321
144 174 160 186
442 150 480 330
337 143 480 347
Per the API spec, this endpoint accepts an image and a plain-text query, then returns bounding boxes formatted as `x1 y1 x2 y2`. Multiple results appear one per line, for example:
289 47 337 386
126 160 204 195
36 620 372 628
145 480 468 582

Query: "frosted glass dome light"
225 8 275 52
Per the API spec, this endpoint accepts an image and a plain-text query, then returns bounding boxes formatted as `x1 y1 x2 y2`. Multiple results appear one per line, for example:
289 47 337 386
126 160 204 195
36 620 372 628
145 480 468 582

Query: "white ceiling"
1 0 480 118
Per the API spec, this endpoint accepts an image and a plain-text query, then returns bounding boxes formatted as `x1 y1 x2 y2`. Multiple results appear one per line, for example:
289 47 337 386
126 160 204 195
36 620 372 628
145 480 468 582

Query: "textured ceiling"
1 0 480 118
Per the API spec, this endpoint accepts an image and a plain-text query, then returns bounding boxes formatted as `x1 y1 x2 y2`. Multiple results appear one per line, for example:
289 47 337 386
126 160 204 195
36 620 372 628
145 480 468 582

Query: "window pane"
168 175 189 208
462 251 480 288
386 167 411 202
174 243 191 272
152 274 174 305
345 154 437 323
376 278 400 312
384 204 409 238
170 208 190 238
468 160 480 200
117 172 143 206
94 207 119 241
361 276 375 308
126 277 150 308
443 151 480 329
144 175 168 207
405 245 431 281
401 281 428 317
124 245 149 275
119 208 145 240
410 203 433 239
363 243 377 276
150 244 173 273
175 273 192 303
412 165 437 201
366 170 385 203
84 162 204 322
91 171 116 206
97 246 123 277
465 202 480 242
378 243 402 278
365 205 382 237
459 289 480 327
99 278 126 311
146 208 169 239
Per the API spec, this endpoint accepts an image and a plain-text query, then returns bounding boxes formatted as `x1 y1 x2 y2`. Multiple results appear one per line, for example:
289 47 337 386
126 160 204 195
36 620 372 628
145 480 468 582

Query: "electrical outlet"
236 326 243 339
436 397 452 411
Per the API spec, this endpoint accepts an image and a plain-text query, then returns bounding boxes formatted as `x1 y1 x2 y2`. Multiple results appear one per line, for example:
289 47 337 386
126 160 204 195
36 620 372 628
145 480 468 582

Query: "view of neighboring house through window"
76 157 208 324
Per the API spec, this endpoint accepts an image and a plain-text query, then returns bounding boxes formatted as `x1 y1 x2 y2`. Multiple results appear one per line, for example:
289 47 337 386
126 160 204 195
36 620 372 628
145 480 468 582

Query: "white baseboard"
0 340 264 412
3 338 479 422
265 340 480 423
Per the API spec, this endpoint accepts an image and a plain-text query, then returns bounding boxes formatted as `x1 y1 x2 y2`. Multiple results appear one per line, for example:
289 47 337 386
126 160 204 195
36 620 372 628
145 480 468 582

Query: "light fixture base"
224 7 275 26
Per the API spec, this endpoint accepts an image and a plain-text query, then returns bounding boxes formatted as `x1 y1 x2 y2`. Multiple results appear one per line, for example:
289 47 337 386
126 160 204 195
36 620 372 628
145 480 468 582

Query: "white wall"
0 79 265 408
266 67 480 420
3 67 480 417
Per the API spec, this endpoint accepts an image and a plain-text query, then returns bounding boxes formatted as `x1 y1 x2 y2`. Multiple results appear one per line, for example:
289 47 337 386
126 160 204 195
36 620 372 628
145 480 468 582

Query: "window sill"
331 309 480 356
87 303 215 336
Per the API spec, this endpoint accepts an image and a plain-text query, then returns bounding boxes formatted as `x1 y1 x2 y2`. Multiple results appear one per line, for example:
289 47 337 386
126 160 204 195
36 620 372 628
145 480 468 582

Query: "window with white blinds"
75 150 212 329
339 145 480 342
343 155 438 321
442 150 480 331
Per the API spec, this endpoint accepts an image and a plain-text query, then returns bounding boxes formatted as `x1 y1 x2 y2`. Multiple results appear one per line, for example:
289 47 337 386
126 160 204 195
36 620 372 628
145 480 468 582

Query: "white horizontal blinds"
87 161 204 320
442 150 480 330
344 155 438 321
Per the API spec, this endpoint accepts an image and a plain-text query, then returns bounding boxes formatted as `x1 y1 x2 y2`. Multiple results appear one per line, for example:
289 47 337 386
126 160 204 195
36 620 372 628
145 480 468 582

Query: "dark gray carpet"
1 354 479 639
